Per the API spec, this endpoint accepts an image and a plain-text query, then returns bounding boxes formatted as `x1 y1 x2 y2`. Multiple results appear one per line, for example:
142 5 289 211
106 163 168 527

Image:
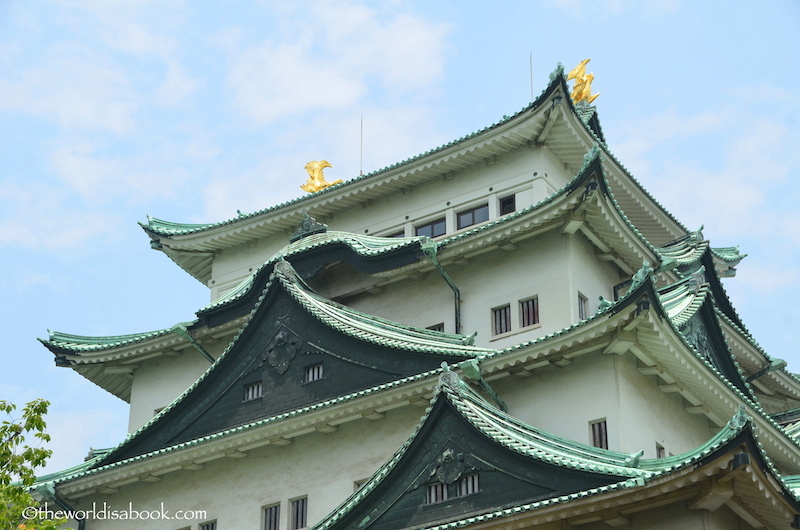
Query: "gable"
331 398 624 530
680 299 750 397
98 272 474 467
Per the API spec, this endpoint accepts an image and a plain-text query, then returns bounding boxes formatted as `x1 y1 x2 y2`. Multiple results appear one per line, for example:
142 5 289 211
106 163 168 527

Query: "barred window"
416 218 446 238
459 474 479 496
591 420 608 449
457 204 489 229
201 522 217 530
493 305 511 335
427 323 445 332
244 382 262 401
264 505 280 530
656 443 665 459
291 498 307 530
520 298 539 327
304 364 323 383
427 483 448 504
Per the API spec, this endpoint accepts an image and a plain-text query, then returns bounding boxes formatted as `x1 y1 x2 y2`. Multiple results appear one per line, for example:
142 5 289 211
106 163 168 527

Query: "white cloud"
0 179 116 248
225 0 449 125
0 51 136 133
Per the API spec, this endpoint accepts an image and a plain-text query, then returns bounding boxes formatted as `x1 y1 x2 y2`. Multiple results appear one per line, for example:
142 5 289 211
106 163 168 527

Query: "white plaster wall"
72 406 423 530
579 502 743 529
568 233 623 322
208 145 575 298
492 354 622 451
614 352 714 456
128 351 216 433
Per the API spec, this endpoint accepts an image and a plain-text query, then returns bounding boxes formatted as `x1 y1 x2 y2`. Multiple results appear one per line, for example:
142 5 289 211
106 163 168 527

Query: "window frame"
263 503 280 530
200 521 217 530
456 203 489 230
290 497 307 530
426 483 448 504
519 297 540 328
244 381 263 402
590 419 608 449
415 218 446 238
492 305 512 336
304 363 324 384
458 473 480 496
499 195 516 215
578 293 589 321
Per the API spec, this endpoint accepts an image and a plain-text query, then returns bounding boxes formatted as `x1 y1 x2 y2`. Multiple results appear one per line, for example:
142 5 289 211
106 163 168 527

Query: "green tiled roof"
140 71 565 239
272 261 486 354
313 369 775 530
199 232 430 314
39 327 185 354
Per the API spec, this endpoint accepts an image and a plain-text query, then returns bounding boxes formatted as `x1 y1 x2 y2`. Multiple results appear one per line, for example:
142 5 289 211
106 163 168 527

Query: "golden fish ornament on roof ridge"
567 59 600 104
300 160 342 193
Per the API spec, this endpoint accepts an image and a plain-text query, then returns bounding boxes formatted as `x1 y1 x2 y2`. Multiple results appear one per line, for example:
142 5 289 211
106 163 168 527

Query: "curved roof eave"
141 71 568 249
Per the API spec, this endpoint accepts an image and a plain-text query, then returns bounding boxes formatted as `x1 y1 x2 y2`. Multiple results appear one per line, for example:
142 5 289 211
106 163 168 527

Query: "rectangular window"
291 498 307 530
426 483 448 504
416 218 446 238
578 293 588 321
457 204 489 230
264 505 280 530
492 305 511 335
427 323 445 332
201 522 217 530
591 420 608 449
244 382 263 401
656 443 665 459
520 298 539 328
304 364 323 383
459 474 479 496
500 195 516 215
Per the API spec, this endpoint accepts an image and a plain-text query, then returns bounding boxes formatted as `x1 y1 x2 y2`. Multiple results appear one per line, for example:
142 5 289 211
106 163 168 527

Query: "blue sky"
1 0 799 474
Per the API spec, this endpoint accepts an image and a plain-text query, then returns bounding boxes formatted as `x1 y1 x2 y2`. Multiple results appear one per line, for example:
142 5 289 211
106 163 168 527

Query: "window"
426 483 448 504
416 218 446 238
201 522 217 530
304 363 323 383
591 420 608 449
500 195 516 215
457 204 489 230
427 323 445 332
386 231 405 238
656 443 665 459
291 498 307 530
354 479 368 491
492 305 511 335
520 298 539 327
459 474 479 496
578 293 588 321
264 505 280 530
244 382 263 401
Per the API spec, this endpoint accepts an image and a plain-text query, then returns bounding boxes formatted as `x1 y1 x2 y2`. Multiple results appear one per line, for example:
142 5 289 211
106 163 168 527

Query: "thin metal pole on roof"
530 52 534 102
360 114 363 177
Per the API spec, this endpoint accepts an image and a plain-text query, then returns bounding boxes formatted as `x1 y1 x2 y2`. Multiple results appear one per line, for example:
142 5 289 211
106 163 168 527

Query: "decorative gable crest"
290 210 328 243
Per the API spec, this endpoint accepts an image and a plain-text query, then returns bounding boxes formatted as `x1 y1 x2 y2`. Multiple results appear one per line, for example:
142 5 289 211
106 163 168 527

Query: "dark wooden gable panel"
99 279 471 466
333 397 624 530
680 299 750 397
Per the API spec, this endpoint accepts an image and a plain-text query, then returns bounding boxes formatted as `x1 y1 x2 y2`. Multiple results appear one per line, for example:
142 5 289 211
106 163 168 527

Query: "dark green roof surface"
313 370 782 530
